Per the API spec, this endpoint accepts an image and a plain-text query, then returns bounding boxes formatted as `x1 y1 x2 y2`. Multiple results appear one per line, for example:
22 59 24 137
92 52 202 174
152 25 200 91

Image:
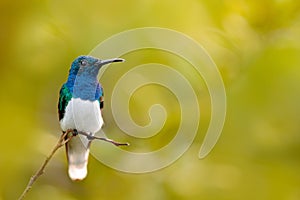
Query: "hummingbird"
58 55 124 181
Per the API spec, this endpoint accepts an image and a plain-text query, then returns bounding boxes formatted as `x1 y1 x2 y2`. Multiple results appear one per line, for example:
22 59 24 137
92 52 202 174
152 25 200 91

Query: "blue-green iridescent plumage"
58 83 104 120
58 56 105 121
58 84 72 121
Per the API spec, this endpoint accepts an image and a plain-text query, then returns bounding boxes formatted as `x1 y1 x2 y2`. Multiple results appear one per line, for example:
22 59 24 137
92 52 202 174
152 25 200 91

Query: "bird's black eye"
80 60 87 66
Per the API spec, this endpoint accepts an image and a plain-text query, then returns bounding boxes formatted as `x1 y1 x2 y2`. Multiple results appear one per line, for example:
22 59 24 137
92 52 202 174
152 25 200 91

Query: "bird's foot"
64 129 79 140
72 129 78 136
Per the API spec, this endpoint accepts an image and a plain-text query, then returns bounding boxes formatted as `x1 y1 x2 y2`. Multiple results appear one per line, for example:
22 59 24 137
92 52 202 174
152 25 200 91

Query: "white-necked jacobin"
58 55 124 181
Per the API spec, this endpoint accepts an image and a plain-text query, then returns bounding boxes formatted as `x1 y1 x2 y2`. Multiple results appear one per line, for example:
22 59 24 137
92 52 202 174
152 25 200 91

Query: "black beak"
96 58 125 66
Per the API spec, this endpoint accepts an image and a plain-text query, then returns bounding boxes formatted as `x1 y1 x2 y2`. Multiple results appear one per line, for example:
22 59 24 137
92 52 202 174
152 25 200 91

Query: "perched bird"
58 55 124 181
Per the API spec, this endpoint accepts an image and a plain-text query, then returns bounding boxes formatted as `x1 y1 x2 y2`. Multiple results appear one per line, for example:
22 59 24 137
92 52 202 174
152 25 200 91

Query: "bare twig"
75 130 130 146
18 130 73 200
18 129 129 200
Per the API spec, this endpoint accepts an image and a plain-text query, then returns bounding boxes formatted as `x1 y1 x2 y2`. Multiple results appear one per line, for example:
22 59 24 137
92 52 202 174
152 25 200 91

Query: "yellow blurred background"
1 0 300 199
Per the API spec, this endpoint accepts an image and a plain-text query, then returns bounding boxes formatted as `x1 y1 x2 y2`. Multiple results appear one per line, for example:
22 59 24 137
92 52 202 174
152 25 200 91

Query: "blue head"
66 55 124 100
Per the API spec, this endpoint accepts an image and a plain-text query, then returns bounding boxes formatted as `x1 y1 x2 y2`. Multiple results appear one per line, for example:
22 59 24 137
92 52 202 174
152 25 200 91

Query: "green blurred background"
1 0 300 199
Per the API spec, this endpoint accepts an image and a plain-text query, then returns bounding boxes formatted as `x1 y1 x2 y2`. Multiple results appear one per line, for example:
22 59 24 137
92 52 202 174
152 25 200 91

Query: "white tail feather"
66 135 90 181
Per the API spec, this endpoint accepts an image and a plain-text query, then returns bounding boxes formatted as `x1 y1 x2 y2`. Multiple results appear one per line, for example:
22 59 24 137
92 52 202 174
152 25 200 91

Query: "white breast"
60 98 103 134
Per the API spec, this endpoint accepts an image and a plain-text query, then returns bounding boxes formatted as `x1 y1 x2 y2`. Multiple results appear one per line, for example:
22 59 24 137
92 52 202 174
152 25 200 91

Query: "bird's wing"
58 84 72 121
96 84 104 110
99 95 104 110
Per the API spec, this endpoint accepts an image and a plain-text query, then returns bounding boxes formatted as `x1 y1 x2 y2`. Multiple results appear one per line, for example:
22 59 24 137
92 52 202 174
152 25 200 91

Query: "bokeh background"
1 0 300 199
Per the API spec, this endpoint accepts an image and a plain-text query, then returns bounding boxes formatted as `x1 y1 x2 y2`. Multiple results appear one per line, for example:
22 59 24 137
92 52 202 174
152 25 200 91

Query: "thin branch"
18 129 129 200
75 130 130 146
18 130 73 200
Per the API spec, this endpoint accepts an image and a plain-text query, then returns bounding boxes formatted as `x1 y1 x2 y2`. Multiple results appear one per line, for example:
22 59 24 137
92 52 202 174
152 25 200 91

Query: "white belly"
60 98 103 134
